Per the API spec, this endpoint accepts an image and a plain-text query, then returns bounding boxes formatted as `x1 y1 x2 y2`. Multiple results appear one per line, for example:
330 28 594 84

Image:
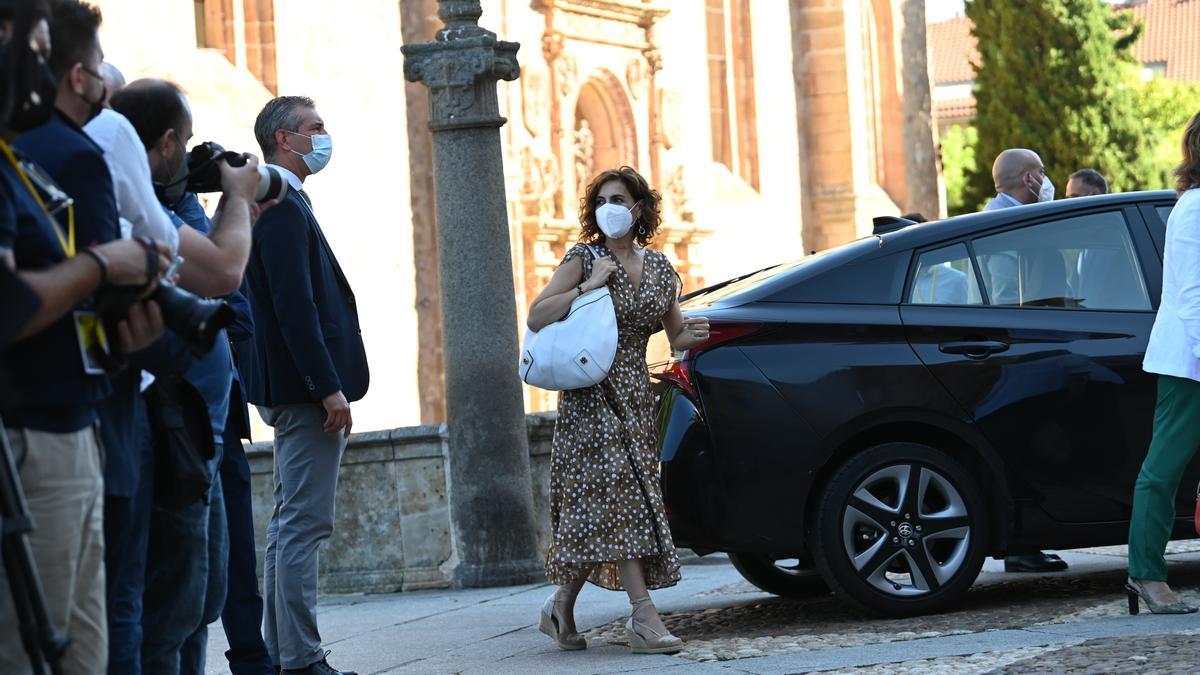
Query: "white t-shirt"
84 108 179 255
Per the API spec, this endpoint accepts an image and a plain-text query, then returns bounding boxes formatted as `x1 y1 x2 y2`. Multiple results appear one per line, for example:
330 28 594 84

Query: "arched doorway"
572 71 639 200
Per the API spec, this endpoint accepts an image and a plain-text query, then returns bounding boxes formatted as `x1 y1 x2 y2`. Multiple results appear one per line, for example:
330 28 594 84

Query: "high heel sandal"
539 591 587 650
626 596 683 654
1126 578 1198 615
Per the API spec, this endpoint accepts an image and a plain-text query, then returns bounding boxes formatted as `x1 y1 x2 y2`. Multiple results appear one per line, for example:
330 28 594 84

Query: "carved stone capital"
403 35 521 131
643 47 663 73
436 0 492 41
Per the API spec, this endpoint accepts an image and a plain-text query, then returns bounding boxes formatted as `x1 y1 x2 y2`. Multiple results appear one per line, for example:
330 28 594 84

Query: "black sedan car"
649 190 1191 617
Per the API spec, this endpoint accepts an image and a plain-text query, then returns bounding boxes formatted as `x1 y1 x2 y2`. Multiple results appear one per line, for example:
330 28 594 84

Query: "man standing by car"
240 96 367 675
984 148 1055 210
981 147 1070 574
1066 169 1108 199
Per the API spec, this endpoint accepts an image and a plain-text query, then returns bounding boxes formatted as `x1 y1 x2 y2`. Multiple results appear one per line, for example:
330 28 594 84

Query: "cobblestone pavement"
991 631 1200 674
585 546 1200 667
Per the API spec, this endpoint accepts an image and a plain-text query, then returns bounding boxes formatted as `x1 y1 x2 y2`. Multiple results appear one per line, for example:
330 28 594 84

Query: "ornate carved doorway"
572 71 639 197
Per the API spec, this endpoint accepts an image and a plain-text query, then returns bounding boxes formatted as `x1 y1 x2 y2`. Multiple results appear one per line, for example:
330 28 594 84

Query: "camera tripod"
0 425 67 675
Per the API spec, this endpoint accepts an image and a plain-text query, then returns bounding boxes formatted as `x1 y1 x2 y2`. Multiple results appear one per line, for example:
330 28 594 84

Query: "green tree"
941 124 979 216
1136 78 1200 189
964 0 1153 207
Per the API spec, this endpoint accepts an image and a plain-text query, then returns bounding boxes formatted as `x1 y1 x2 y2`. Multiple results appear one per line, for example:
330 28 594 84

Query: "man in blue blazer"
239 96 367 675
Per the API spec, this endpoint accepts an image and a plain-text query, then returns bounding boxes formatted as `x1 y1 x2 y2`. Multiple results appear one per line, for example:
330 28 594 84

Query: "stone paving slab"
204 547 1200 674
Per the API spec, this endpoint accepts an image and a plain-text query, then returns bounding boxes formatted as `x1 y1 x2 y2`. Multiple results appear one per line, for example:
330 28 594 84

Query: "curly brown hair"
1176 109 1200 194
577 166 663 247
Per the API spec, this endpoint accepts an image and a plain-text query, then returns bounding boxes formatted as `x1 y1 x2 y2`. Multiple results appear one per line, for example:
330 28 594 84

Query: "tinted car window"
1157 205 1174 226
908 243 983 305
973 211 1150 310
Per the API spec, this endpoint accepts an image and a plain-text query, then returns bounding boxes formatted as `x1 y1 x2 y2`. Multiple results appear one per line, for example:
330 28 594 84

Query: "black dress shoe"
1004 551 1069 573
281 654 357 675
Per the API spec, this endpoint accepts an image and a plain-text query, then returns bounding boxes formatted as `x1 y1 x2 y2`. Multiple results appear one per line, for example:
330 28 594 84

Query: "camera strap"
0 139 75 258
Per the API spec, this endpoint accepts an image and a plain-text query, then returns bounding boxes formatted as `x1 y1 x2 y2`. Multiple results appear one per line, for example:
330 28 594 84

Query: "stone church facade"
94 0 939 430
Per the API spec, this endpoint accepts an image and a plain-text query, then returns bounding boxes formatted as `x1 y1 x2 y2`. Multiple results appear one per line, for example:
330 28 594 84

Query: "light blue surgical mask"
287 130 333 174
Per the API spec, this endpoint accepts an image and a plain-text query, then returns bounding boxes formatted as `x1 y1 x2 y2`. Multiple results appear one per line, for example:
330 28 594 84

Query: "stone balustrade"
244 412 557 593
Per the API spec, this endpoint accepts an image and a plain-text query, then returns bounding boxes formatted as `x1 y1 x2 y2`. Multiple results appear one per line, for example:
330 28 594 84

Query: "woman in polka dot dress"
526 166 711 654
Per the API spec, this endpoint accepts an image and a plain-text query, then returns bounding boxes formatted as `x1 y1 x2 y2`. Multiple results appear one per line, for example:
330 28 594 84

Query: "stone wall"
245 413 557 593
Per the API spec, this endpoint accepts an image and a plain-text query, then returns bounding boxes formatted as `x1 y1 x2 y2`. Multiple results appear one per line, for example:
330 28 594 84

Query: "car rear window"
683 237 892 307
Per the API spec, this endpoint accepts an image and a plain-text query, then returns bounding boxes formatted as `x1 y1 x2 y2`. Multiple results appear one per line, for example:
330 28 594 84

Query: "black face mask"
153 138 190 207
78 65 106 123
1 38 57 132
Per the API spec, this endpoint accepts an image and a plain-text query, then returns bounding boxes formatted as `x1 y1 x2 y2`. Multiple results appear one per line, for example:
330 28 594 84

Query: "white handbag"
519 246 618 391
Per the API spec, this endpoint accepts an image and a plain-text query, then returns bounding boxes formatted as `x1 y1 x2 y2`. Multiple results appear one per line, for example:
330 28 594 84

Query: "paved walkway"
204 547 1200 674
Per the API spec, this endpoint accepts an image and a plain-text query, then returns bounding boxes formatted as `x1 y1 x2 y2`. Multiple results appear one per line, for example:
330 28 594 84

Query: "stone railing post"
402 0 541 587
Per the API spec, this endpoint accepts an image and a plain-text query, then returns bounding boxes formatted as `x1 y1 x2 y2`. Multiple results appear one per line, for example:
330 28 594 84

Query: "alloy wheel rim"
840 462 971 597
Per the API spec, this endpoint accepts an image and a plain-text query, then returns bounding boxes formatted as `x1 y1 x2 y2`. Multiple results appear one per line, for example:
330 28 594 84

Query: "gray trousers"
258 403 346 670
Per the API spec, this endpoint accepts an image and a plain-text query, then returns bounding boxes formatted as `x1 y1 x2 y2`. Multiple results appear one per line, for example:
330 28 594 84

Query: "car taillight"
650 322 761 400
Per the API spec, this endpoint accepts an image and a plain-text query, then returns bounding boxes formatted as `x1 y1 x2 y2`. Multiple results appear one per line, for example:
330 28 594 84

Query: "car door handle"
938 340 1010 358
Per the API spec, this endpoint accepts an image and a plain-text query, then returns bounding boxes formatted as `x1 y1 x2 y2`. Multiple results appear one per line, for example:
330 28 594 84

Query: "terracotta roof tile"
1123 0 1200 82
928 15 977 84
929 0 1200 85
934 97 976 121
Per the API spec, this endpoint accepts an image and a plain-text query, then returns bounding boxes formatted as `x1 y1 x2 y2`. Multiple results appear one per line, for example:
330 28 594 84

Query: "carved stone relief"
521 64 550 137
658 88 682 150
553 54 578 100
572 119 595 197
519 147 560 222
626 57 648 100
664 165 693 223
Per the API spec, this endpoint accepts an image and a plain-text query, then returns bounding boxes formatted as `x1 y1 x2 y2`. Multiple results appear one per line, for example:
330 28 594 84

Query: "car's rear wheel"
812 442 989 616
728 552 829 597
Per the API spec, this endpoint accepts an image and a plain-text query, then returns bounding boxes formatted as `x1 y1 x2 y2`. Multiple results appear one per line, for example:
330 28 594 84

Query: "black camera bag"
144 375 214 510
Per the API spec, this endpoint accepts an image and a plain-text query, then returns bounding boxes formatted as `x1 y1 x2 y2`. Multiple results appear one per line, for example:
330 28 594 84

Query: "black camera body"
186 142 288 203
94 243 234 363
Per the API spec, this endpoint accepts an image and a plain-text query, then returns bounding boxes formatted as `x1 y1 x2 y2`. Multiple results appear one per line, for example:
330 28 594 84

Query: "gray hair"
254 95 315 160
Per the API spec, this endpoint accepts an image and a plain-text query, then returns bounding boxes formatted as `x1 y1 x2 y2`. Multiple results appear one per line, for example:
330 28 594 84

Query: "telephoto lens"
185 142 289 203
152 282 235 356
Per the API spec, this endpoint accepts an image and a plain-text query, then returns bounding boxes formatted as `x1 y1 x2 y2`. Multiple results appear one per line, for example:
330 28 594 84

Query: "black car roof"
684 190 1178 309
876 190 1177 251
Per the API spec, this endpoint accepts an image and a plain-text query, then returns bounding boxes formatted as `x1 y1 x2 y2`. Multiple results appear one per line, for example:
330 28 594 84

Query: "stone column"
402 0 542 588
899 0 942 219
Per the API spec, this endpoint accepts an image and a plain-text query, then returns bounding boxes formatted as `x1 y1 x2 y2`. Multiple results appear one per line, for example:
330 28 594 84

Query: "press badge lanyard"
0 139 76 258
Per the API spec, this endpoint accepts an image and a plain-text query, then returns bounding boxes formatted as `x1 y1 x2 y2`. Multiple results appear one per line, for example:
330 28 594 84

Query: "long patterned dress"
545 242 682 591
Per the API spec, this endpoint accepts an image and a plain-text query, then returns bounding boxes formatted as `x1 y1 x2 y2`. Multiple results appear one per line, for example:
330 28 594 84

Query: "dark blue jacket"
238 190 368 406
5 113 119 431
171 192 255 441
14 111 120 247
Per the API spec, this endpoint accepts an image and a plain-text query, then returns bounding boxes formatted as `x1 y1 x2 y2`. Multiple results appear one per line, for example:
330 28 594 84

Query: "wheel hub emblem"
897 522 914 538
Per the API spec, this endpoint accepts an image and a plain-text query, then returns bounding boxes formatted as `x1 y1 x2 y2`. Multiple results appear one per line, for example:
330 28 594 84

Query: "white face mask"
595 202 634 239
1038 176 1056 203
288 131 333 174
1027 173 1055 203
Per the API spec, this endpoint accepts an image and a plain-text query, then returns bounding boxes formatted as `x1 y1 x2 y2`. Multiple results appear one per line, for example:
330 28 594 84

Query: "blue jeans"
219 433 274 675
142 445 228 675
106 395 154 675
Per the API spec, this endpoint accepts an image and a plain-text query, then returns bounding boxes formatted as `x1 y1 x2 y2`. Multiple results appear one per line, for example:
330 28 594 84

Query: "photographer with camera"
79 69 215 675
0 2 171 673
109 77 277 675
84 61 178 253
111 79 274 298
